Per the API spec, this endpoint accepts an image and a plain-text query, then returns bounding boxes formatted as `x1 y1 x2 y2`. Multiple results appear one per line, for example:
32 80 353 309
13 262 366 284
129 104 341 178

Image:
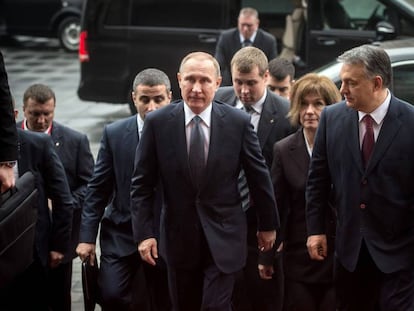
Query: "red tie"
362 114 375 167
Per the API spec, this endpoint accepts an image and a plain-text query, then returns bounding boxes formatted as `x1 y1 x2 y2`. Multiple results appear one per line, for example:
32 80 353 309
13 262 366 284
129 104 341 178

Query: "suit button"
360 203 366 209
362 179 368 185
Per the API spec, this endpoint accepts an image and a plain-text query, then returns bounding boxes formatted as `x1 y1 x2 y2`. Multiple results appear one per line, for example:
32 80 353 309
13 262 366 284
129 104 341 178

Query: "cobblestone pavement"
1 36 131 310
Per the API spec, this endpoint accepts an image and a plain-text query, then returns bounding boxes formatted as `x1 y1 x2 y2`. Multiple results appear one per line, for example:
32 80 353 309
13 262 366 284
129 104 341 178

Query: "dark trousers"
47 260 73 311
167 234 235 311
0 259 48 311
232 208 284 311
99 251 171 311
283 279 335 311
335 242 414 311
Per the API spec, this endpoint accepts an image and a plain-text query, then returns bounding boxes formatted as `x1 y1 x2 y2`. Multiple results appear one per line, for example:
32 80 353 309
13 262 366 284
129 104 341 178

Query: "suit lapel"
366 98 401 173
344 108 364 173
257 96 276 149
167 102 193 187
202 102 226 190
288 130 309 174
50 122 62 150
124 117 139 169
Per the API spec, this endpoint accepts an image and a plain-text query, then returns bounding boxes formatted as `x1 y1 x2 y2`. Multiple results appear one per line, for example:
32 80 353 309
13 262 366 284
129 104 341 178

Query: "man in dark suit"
131 52 278 311
17 83 94 311
0 50 17 193
306 44 414 310
214 46 294 311
215 7 277 86
77 68 172 311
0 128 73 310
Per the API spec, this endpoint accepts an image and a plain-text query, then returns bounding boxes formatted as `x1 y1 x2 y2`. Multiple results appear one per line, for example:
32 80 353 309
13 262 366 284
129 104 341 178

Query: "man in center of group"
131 51 279 311
214 46 294 311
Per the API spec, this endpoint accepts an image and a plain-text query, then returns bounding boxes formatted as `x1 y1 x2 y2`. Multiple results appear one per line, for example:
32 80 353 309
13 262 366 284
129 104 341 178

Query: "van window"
393 63 414 103
130 0 224 28
105 0 129 26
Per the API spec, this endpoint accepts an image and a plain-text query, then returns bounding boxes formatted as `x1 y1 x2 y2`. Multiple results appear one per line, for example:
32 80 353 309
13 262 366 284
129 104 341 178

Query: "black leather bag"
0 171 38 289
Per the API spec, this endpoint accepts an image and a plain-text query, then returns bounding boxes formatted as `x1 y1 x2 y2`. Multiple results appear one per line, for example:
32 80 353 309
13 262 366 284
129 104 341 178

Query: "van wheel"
58 16 80 52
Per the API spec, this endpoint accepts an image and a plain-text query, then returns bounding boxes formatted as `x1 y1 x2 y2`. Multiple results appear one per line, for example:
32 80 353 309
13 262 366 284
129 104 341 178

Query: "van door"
78 0 237 104
127 0 237 99
305 0 389 72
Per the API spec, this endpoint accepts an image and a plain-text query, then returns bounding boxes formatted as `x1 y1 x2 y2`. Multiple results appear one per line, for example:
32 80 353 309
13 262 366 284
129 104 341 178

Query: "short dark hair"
268 57 295 81
132 68 171 92
23 84 56 108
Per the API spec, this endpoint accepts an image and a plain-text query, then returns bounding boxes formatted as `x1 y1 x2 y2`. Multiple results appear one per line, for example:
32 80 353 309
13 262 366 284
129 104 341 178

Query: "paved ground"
1 36 131 310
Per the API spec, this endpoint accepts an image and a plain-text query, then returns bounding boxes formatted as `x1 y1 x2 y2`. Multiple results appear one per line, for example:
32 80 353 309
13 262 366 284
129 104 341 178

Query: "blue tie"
189 116 205 188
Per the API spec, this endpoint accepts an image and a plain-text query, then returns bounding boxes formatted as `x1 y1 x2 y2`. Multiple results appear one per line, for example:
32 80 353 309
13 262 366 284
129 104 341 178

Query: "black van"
77 0 291 110
77 0 414 111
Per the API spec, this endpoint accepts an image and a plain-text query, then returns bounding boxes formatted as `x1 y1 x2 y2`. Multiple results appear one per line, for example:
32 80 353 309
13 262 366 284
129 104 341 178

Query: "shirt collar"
22 118 52 135
184 102 212 128
236 89 267 114
240 31 257 44
358 89 391 125
136 113 144 138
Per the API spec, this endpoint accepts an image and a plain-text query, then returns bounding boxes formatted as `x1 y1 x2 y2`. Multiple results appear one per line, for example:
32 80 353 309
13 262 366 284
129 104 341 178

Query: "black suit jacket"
214 28 277 86
17 129 73 267
131 100 278 274
214 87 294 266
214 86 293 168
307 96 414 273
17 121 94 262
80 116 143 257
0 51 17 162
272 129 334 283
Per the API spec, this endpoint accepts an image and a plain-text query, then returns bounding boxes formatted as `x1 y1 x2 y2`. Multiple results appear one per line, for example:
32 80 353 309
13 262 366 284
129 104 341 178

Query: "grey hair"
132 68 171 92
337 44 392 88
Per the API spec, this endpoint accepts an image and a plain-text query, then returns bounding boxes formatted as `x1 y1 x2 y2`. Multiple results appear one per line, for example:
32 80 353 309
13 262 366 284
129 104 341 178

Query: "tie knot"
363 114 374 129
242 39 252 47
193 115 202 124
243 105 254 113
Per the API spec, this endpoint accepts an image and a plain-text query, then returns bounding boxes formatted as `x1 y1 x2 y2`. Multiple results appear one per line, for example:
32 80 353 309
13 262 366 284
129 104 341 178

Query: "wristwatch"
0 161 17 168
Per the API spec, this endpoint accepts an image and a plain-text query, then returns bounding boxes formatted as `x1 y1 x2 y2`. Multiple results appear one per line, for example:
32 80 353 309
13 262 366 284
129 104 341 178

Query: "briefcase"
82 256 100 311
0 171 38 289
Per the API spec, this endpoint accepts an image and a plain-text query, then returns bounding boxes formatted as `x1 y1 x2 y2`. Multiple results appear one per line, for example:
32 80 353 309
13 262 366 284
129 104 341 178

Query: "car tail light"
79 31 89 62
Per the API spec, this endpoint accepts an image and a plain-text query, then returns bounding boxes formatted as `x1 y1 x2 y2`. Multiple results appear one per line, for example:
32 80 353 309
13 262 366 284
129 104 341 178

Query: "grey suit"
214 28 277 86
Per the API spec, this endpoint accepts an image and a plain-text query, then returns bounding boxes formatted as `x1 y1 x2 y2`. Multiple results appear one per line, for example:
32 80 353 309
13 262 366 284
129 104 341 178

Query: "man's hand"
49 251 64 269
0 165 15 193
257 230 276 252
307 234 327 261
138 238 158 266
76 242 96 266
258 264 274 280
